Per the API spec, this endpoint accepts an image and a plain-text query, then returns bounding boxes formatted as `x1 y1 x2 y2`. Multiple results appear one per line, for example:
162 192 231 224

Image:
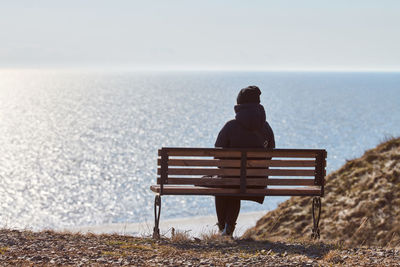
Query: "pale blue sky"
1 0 399 70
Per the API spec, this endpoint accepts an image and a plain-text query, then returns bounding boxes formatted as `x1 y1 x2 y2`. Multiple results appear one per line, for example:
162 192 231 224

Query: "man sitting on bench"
214 86 275 236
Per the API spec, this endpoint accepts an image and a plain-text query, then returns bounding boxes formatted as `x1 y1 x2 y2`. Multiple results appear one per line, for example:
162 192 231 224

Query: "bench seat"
150 185 321 196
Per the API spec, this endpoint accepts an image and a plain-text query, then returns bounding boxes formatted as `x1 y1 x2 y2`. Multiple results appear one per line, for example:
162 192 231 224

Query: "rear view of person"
214 85 275 236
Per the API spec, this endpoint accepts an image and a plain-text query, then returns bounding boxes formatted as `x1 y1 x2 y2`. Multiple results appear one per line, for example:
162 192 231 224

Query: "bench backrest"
157 147 327 197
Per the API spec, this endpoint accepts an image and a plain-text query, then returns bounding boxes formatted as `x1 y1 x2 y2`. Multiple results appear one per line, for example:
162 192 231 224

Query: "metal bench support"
311 196 321 239
153 195 162 239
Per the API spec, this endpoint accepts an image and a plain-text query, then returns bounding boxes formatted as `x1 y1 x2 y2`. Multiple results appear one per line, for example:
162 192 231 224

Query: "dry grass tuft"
323 250 344 264
200 230 235 244
170 228 192 243
0 247 8 254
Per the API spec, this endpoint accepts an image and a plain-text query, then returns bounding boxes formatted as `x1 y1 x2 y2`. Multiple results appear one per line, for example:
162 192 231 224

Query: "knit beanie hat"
237 85 261 104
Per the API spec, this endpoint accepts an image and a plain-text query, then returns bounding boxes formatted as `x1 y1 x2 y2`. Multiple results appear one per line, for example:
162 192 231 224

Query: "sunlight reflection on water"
0 70 399 230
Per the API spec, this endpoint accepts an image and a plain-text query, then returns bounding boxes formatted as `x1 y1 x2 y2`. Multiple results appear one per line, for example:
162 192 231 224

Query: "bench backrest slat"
157 168 316 177
157 177 316 186
158 159 316 168
159 148 321 158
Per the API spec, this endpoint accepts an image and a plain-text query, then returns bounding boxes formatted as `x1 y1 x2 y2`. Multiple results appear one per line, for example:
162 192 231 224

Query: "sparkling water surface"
0 70 399 230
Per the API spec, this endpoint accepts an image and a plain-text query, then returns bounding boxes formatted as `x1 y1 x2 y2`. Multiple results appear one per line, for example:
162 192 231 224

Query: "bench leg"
153 195 162 239
311 197 321 239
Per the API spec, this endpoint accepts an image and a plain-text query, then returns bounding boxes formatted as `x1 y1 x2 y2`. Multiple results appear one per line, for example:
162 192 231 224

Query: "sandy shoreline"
67 211 266 238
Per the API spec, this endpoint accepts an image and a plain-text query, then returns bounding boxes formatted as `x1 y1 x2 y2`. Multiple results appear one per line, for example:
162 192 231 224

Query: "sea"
0 70 399 231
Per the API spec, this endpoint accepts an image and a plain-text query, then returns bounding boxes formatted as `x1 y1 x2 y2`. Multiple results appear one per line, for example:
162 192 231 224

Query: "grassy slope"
243 137 400 247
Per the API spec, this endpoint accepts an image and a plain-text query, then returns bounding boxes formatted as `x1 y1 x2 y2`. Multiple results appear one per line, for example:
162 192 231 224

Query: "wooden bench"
150 147 327 239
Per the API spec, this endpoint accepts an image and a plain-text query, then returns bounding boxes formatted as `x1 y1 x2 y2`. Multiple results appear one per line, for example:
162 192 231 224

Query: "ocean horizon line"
1 67 400 73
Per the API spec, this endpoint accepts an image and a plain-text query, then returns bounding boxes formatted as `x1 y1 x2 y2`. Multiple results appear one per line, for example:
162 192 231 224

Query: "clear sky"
1 0 400 70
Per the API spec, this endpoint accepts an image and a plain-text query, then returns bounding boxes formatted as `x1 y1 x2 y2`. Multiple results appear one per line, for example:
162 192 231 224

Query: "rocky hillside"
244 137 400 247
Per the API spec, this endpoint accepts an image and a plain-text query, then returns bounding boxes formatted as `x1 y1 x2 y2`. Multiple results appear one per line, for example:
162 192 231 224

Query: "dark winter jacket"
215 103 275 203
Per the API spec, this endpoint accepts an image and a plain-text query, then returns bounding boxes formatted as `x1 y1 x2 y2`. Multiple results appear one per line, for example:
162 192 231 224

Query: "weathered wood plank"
157 168 239 176
157 177 316 186
246 151 316 158
267 178 316 186
160 147 325 153
159 150 241 157
150 185 321 196
157 168 315 176
247 160 316 167
159 159 240 167
159 148 323 158
247 169 315 176
158 159 316 168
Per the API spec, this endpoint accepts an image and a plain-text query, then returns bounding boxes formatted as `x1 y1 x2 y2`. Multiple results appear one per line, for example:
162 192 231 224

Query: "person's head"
236 85 261 104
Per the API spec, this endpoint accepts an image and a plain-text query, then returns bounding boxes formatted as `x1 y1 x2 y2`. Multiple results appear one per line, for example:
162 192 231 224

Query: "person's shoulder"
217 119 238 134
222 119 238 129
264 120 273 128
225 119 237 125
